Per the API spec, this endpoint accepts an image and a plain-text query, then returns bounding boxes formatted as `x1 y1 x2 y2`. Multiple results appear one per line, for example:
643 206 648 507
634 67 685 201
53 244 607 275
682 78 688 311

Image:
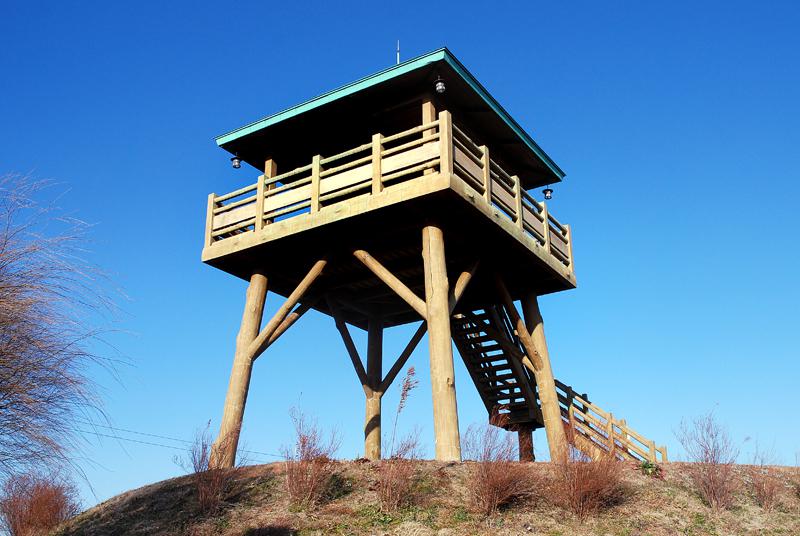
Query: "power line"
75 422 283 459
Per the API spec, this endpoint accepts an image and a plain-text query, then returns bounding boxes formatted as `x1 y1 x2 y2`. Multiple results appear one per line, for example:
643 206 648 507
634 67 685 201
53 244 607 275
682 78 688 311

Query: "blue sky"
2 0 799 507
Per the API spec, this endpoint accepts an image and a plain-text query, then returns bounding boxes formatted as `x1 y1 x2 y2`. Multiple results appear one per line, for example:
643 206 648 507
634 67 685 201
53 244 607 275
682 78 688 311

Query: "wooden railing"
556 380 668 463
450 122 573 270
204 111 574 273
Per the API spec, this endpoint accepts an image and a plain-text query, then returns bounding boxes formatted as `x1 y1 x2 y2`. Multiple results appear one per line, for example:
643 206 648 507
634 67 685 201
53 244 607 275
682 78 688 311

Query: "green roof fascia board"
215 48 565 180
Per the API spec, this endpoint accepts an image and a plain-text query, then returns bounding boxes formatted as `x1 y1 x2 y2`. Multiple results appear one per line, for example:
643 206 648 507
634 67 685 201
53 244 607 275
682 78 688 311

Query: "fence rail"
205 112 574 274
555 380 668 463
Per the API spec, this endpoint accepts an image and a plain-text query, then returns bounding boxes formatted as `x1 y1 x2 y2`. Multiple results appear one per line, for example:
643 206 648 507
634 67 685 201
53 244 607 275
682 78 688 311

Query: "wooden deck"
202 111 576 327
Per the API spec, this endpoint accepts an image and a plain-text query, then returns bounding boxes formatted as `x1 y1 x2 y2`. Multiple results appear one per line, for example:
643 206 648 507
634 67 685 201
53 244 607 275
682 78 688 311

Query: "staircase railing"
556 380 667 463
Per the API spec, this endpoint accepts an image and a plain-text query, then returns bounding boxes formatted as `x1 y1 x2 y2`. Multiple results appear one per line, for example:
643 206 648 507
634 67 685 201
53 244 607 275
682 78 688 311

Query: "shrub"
377 368 420 512
549 424 625 520
462 421 535 516
282 409 340 509
677 413 739 510
175 422 237 516
0 472 80 536
749 447 780 511
638 459 663 479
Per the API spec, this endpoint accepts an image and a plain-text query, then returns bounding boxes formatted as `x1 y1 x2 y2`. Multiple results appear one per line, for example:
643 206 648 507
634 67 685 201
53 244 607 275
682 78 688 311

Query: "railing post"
659 445 668 462
311 154 321 213
481 145 491 204
606 412 616 455
371 133 383 194
205 193 216 247
541 201 551 253
260 158 277 228
439 111 453 177
513 175 523 229
649 440 657 462
564 224 574 273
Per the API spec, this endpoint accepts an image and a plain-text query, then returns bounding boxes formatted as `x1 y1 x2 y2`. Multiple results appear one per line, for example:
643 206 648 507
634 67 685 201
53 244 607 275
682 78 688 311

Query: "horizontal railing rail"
204 111 573 275
555 380 668 464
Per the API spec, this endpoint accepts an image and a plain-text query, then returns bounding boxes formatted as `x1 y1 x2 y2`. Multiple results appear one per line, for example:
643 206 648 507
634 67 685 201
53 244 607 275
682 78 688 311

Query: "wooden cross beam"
252 299 317 362
494 275 544 371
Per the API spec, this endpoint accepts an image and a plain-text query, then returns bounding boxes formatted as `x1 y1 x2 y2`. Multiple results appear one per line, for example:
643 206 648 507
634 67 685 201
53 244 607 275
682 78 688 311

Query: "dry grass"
53 461 800 536
0 175 115 477
282 409 340 509
462 422 536 516
748 447 781 511
549 449 625 520
174 422 238 516
377 367 420 513
677 413 740 510
0 472 80 536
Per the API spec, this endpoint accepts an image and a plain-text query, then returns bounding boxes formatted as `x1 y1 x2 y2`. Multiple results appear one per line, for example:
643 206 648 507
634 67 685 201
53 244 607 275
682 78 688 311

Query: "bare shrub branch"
174 422 238 516
282 408 340 509
549 424 626 520
0 175 118 477
462 421 536 516
677 412 740 510
0 471 80 536
748 444 780 511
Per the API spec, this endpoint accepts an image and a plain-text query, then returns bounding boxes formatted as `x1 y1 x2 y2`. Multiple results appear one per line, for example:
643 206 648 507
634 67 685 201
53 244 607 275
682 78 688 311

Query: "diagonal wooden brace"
353 249 428 319
246 259 327 362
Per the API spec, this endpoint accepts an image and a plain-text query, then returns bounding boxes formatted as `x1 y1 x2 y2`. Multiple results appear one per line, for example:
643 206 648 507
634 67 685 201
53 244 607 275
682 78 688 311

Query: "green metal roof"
216 48 565 180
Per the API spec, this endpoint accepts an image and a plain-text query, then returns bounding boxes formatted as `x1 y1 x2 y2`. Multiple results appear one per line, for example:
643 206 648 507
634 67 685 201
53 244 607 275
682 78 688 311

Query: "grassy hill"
55 461 799 536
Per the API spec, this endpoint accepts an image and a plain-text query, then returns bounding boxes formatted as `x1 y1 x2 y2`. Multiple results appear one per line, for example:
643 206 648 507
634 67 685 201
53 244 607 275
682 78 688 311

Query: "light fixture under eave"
543 187 553 200
434 76 446 94
230 154 241 169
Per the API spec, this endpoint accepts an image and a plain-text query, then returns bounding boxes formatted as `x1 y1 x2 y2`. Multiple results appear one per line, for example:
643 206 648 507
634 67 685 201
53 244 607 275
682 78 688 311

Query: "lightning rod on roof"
396 40 400 65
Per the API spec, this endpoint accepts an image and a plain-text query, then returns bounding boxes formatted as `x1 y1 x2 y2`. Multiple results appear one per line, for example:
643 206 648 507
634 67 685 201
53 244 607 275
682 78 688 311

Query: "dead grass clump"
749 448 781 511
175 422 237 516
282 409 340 509
677 413 740 510
462 420 535 516
550 453 625 520
549 426 625 520
377 368 420 512
0 472 80 536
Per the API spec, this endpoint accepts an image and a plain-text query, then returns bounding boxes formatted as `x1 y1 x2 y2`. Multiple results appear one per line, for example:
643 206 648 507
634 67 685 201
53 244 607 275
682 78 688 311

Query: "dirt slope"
55 462 800 536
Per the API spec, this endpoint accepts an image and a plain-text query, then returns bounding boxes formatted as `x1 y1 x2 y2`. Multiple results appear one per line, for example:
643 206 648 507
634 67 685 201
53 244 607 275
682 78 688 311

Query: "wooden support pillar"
422 224 461 461
210 270 268 469
422 97 436 175
517 423 535 462
520 293 568 463
364 318 383 460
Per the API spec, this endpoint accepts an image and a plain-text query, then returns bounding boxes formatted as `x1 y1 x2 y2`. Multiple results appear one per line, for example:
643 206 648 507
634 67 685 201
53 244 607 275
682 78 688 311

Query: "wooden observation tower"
203 49 666 467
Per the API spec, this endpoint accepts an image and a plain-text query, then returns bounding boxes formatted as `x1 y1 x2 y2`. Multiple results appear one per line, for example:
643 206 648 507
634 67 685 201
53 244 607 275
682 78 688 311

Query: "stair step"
477 373 516 382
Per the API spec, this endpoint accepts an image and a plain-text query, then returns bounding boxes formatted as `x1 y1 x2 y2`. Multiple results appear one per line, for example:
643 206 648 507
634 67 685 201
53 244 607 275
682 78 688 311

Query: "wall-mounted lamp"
434 76 446 94
543 187 553 200
230 154 241 169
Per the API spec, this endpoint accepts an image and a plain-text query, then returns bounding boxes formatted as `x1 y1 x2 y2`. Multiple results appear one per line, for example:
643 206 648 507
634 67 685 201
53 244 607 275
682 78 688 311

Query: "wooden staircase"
451 306 667 463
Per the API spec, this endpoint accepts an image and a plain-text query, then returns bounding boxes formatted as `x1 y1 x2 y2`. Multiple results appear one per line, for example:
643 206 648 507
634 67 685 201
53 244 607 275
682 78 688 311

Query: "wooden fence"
556 380 668 463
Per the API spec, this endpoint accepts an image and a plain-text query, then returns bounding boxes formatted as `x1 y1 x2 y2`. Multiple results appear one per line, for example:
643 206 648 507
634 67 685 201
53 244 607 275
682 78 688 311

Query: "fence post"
564 224 574 273
311 155 321 213
261 158 277 227
371 134 383 195
481 145 491 204
205 193 216 247
439 111 453 177
541 201 551 253
513 175 523 229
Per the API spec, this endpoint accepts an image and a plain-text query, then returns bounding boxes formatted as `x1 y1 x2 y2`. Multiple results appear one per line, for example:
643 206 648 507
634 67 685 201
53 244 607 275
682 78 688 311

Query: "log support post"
210 270 268 469
520 292 568 463
422 224 461 461
517 423 535 462
364 318 383 460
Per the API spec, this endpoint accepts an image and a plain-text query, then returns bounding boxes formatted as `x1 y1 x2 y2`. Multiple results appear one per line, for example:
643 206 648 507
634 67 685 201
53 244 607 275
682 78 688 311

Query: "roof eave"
215 47 565 181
